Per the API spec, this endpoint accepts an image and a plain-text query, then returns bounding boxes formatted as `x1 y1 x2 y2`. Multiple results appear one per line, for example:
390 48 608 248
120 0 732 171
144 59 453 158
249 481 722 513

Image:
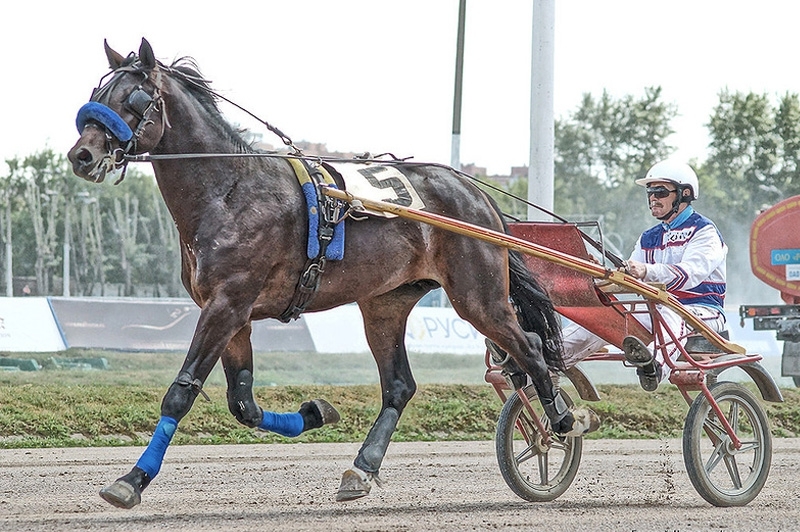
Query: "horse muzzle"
68 129 121 183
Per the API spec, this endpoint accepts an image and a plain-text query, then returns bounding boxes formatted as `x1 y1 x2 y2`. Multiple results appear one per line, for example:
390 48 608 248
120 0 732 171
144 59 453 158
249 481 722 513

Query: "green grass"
1 349 799 448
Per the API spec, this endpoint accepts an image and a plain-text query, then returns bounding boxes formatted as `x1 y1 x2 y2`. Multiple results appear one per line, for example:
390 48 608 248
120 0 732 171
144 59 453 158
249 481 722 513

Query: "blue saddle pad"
287 159 345 261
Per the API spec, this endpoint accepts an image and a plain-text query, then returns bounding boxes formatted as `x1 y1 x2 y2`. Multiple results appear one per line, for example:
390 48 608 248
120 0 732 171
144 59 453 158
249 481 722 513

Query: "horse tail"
477 190 565 370
507 249 565 371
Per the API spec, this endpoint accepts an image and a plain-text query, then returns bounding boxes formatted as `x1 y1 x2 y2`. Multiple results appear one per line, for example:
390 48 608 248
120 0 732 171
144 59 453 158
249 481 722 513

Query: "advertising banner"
48 297 314 352
0 297 66 352
302 304 485 354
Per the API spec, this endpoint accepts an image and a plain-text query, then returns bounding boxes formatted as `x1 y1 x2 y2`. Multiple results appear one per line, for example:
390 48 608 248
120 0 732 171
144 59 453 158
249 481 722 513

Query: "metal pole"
63 202 71 297
4 202 11 297
528 0 555 221
451 0 467 171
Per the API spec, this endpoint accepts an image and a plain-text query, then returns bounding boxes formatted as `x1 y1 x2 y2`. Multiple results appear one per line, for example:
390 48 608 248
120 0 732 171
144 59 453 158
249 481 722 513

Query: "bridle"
76 52 304 184
76 57 168 183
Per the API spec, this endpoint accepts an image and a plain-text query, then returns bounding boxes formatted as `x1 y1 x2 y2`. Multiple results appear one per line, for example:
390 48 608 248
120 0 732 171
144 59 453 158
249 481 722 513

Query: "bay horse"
68 38 594 509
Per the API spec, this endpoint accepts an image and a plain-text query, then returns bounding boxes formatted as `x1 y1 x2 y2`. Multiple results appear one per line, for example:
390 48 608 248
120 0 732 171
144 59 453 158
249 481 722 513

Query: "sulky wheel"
495 385 583 502
682 381 772 507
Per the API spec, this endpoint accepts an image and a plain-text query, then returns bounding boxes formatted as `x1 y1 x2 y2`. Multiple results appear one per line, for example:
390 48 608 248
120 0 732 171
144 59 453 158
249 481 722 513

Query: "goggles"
646 186 677 199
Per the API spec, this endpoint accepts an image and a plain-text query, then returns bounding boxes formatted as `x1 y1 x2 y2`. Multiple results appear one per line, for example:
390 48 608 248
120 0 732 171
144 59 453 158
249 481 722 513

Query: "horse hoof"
99 479 141 509
313 399 341 425
557 407 601 437
336 468 372 502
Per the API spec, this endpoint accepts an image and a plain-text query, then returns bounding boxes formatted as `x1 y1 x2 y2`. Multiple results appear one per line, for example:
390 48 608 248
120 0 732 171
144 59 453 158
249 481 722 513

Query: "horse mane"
160 56 256 153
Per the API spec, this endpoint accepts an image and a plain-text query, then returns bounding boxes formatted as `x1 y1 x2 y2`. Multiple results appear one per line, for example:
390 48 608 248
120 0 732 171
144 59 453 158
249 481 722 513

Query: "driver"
561 159 728 391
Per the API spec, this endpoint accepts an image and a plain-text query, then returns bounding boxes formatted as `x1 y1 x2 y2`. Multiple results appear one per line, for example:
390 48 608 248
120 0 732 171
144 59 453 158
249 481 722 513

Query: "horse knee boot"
354 407 399 474
161 372 202 420
229 369 263 427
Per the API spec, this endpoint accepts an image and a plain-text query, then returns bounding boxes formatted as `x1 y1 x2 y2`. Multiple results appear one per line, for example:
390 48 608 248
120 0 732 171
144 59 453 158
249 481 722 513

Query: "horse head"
68 38 167 183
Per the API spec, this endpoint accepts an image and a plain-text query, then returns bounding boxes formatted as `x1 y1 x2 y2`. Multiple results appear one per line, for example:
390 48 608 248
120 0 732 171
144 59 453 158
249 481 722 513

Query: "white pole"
4 204 11 297
528 0 555 221
5 242 11 297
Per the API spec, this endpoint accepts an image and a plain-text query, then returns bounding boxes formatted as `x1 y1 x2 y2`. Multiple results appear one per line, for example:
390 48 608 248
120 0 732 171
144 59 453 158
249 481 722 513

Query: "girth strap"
279 257 327 323
279 159 344 322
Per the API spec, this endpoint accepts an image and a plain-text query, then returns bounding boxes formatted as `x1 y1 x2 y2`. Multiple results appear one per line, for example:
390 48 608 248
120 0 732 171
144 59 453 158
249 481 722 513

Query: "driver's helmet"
635 160 699 201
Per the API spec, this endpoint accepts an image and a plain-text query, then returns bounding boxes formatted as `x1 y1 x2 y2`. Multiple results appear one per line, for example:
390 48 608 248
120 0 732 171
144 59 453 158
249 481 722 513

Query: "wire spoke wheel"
683 381 772 506
495 385 582 502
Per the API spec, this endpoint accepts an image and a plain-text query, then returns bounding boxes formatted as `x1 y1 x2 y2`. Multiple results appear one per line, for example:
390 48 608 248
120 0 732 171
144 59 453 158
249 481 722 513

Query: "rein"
78 56 626 269
127 151 627 269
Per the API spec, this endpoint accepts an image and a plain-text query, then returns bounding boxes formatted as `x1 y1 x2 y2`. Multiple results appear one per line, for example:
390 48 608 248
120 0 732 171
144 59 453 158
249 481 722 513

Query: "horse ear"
104 39 125 69
139 38 156 69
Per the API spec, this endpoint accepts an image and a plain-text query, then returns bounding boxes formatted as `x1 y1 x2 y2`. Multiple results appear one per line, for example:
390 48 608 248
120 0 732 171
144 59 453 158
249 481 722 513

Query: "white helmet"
635 159 699 201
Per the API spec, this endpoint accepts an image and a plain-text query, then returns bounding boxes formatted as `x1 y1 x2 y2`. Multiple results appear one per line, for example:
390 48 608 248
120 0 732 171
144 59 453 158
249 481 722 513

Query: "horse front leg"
337 294 419 502
99 298 246 509
98 353 217 509
223 323 340 436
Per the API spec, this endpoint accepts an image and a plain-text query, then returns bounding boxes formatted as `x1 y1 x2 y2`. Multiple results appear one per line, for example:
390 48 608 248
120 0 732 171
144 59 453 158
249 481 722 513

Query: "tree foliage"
701 90 800 302
704 90 800 218
2 149 181 297
553 87 678 254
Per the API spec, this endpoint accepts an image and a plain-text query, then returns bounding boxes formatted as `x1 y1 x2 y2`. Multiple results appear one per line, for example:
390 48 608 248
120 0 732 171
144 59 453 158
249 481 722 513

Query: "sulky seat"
508 222 651 350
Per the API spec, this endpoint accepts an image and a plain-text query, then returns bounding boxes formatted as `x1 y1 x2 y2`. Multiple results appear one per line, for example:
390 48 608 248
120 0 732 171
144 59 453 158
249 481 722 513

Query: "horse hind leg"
487 332 599 437
337 283 433 502
451 283 598 438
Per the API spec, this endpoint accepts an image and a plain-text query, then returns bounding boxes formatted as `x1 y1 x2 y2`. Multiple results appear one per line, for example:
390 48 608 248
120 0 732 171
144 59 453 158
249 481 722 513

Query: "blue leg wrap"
135 416 178 479
258 410 304 437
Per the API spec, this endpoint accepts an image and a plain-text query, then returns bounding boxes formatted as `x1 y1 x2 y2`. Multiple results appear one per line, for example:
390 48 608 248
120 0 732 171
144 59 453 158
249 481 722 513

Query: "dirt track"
1 439 799 531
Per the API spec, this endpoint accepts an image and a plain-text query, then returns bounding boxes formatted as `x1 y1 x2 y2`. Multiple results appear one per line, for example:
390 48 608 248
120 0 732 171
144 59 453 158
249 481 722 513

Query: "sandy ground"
1 438 799 531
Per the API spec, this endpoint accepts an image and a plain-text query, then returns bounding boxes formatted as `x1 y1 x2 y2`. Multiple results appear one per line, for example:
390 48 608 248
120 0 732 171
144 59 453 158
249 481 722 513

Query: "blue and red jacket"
630 206 727 311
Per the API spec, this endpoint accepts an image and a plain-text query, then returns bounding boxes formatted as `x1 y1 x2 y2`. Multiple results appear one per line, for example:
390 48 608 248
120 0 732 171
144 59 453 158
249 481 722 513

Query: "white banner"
0 297 66 352
405 307 485 354
302 304 485 355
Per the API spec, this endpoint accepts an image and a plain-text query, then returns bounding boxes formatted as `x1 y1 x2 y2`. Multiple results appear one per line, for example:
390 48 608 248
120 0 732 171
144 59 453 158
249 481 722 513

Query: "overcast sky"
3 1 799 176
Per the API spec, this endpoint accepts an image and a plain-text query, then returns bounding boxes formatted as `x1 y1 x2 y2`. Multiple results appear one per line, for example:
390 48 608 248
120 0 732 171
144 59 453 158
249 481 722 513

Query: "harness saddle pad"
288 158 345 261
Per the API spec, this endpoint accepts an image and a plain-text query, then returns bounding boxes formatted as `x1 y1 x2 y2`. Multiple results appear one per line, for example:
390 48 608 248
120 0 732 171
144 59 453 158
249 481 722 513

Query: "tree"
703 90 800 303
17 150 71 294
553 87 678 253
0 157 27 295
111 194 140 296
72 191 105 296
705 90 800 217
149 187 182 296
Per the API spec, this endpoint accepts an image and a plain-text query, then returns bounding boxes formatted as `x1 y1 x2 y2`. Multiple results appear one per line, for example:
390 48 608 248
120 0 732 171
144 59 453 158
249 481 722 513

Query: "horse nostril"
76 147 94 164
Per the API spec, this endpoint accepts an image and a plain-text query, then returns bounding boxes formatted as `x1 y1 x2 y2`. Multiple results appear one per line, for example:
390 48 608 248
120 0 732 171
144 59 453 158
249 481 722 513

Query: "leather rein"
82 61 628 273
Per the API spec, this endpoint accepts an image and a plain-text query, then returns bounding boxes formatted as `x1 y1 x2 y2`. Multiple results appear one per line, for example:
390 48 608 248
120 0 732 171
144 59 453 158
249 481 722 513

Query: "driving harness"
279 159 347 322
